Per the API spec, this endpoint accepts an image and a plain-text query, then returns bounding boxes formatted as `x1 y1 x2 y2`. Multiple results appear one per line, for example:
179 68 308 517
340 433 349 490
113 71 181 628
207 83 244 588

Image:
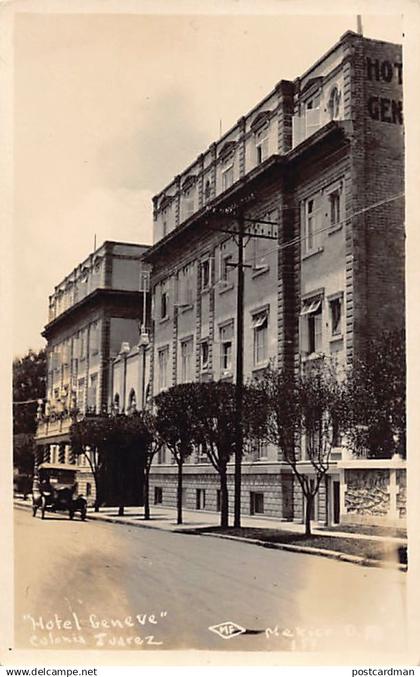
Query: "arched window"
113 393 120 414
128 388 137 413
328 86 341 121
204 179 211 203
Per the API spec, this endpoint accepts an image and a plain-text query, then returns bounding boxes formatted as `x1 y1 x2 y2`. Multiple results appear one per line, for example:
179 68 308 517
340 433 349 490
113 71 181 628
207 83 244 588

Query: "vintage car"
32 462 87 520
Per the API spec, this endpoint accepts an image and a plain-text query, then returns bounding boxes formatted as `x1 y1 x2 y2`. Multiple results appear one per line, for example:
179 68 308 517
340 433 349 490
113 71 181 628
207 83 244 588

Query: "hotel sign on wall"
366 57 403 125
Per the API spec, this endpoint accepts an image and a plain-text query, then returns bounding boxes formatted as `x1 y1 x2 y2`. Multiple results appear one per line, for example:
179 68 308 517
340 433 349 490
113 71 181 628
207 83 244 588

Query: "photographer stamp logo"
208 622 246 639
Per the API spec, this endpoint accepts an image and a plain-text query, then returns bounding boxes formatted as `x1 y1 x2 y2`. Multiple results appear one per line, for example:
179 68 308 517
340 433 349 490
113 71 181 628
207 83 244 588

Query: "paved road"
14 508 407 653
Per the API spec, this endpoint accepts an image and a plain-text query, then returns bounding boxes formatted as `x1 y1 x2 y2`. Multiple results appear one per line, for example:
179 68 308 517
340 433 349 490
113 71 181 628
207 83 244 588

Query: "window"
90 322 99 355
86 482 92 497
160 282 169 319
300 297 323 356
329 190 341 228
328 86 341 120
178 264 194 306
222 254 234 284
250 492 264 515
79 331 86 359
196 488 206 510
128 388 137 413
87 374 97 413
220 323 233 373
255 127 269 164
180 339 193 383
252 310 268 366
162 220 167 237
305 93 320 110
77 378 85 411
196 443 208 463
183 189 194 220
302 196 321 256
58 444 65 464
201 259 211 291
251 439 268 461
200 341 209 371
113 393 120 414
222 165 234 190
158 347 169 391
154 487 163 504
204 179 211 203
329 295 343 338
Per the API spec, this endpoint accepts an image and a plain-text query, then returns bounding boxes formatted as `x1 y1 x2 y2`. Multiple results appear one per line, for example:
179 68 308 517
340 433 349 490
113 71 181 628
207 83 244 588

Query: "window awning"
220 323 234 341
301 298 322 315
252 311 268 329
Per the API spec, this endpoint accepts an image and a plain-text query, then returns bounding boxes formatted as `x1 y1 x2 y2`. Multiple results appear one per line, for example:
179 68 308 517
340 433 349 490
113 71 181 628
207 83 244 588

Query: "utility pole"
206 201 278 529
234 213 244 528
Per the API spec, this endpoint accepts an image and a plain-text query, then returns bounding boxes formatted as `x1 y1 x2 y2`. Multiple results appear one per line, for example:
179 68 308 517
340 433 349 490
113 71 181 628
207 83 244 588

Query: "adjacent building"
143 31 405 526
35 240 150 503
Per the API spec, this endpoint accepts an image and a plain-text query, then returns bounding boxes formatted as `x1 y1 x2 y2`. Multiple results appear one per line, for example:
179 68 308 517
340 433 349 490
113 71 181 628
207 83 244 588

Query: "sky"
13 7 404 357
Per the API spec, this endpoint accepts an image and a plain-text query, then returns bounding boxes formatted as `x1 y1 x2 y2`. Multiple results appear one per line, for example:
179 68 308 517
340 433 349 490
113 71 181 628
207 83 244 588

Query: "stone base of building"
149 458 407 529
149 463 294 519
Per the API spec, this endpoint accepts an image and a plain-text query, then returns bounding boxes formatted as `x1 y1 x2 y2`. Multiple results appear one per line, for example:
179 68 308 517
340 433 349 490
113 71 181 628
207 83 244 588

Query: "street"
14 508 407 653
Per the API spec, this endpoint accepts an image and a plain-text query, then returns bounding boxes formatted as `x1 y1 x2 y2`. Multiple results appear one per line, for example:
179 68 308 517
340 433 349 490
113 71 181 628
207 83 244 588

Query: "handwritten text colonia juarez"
23 612 168 648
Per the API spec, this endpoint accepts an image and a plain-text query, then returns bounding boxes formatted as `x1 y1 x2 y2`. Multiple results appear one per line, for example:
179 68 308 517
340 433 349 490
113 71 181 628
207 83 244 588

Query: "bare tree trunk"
144 467 150 520
177 460 183 525
305 493 313 537
93 472 100 512
85 449 101 512
220 468 229 528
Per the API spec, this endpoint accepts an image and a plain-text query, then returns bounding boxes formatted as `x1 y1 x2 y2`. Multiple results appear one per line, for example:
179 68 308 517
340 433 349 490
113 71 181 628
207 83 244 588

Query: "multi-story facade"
35 240 150 503
143 31 405 526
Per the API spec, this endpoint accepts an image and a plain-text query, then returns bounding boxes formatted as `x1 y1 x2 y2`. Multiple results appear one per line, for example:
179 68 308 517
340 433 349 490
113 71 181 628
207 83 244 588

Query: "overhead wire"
205 190 404 287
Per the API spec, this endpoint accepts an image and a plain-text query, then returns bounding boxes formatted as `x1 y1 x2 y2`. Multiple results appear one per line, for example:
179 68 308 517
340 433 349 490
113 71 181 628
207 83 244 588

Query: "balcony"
35 412 73 440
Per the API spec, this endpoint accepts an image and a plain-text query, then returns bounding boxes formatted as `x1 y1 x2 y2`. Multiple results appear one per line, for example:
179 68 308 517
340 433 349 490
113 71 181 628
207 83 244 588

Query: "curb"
197 531 407 572
15 500 407 572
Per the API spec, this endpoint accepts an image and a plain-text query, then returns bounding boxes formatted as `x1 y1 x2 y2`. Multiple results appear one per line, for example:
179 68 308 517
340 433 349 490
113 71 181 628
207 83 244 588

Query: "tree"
13 349 46 484
155 384 199 525
70 415 107 512
190 381 267 527
256 360 347 536
70 413 147 515
345 329 406 458
123 411 162 520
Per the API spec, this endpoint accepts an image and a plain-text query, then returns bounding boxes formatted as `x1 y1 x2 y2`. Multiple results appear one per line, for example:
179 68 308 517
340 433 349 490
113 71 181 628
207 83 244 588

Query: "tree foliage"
13 349 47 434
70 413 147 514
345 329 406 458
255 359 348 535
155 384 201 524
190 381 267 527
13 348 46 481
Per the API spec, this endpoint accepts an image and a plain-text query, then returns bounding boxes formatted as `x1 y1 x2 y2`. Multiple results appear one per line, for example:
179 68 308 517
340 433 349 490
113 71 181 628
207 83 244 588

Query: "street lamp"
139 327 150 410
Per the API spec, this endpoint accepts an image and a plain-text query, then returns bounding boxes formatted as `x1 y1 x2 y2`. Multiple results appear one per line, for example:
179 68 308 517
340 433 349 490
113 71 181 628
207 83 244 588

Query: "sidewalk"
14 497 407 544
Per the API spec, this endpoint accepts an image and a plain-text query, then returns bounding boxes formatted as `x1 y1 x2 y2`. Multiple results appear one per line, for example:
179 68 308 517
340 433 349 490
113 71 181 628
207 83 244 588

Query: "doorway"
333 480 340 524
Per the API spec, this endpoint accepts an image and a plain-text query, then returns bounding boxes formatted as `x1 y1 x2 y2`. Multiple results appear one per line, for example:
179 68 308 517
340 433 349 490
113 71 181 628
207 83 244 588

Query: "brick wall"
349 36 404 360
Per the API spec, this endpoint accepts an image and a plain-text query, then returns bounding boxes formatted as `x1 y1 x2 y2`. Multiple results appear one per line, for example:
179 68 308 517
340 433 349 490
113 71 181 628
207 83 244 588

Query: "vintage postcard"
1 0 419 670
